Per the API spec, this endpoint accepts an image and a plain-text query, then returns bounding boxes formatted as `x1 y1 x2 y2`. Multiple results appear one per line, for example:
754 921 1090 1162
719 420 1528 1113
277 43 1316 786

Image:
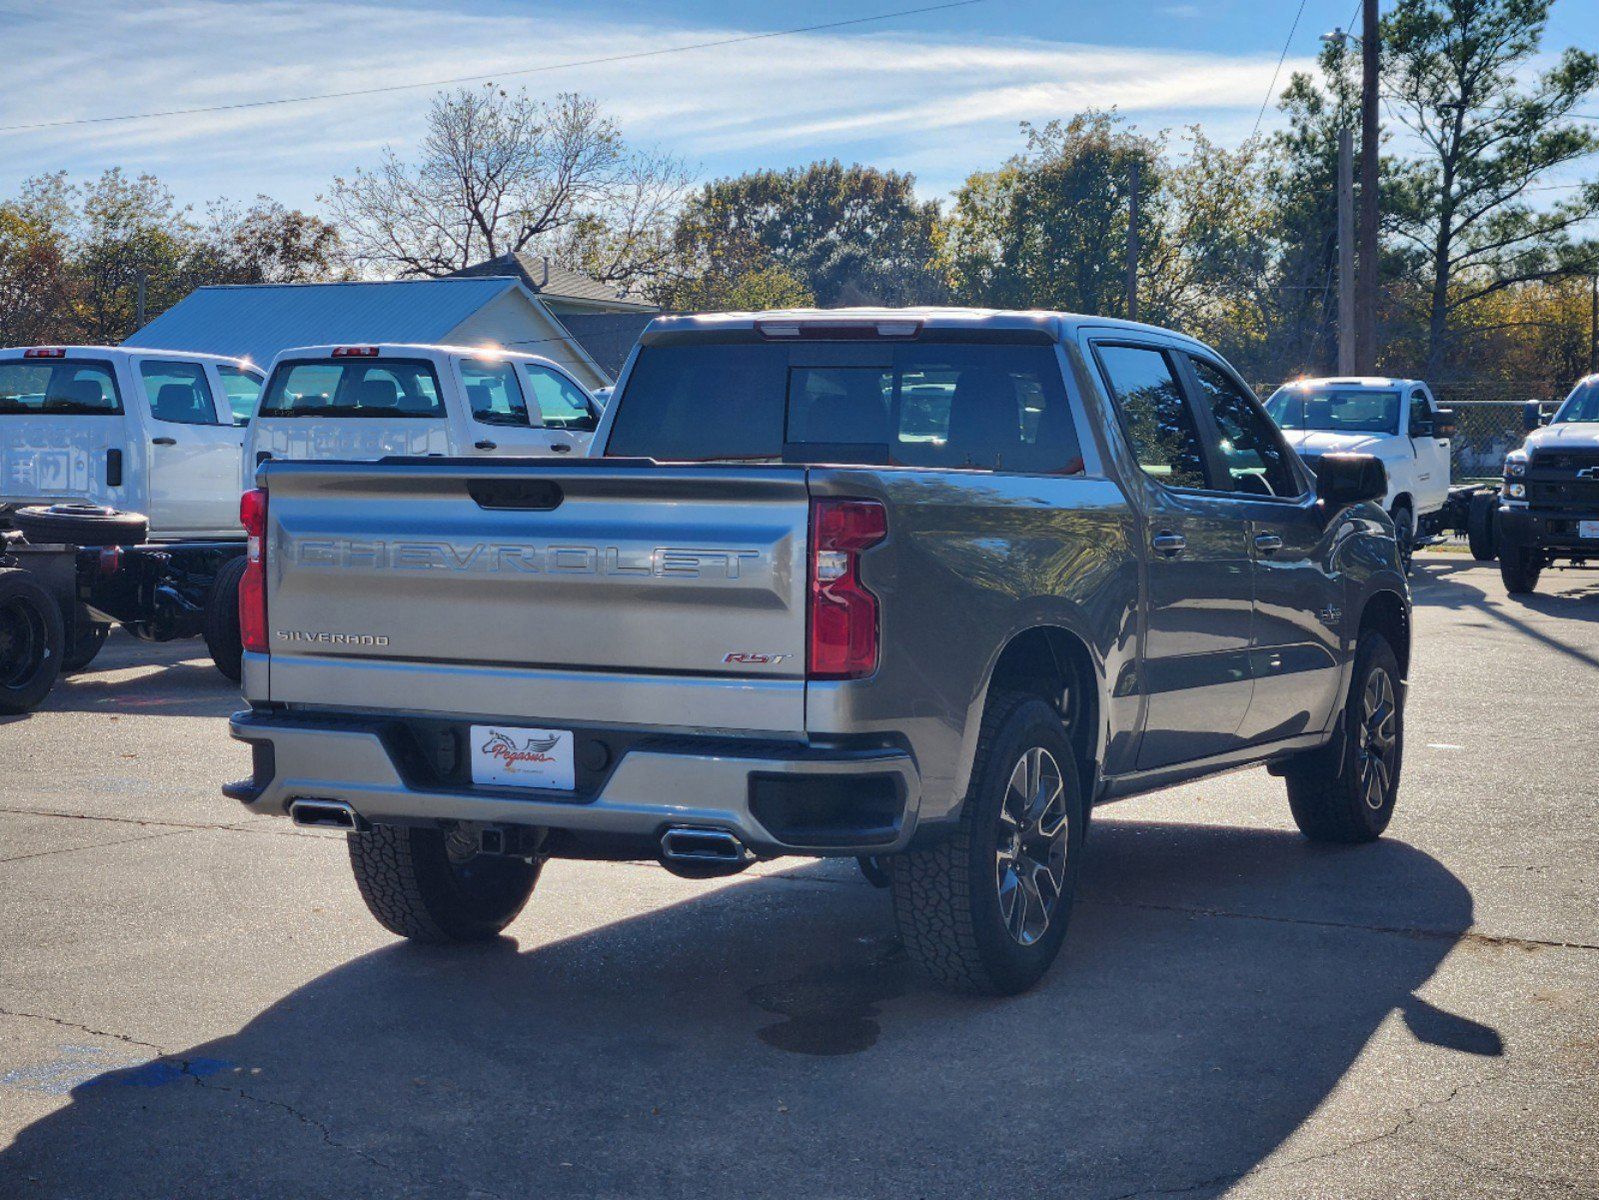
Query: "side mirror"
1433 408 1455 439
1523 400 1544 431
1316 453 1387 512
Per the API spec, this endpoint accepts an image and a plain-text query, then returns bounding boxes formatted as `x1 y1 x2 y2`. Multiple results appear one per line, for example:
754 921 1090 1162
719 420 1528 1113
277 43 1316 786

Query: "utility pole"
1590 273 1597 376
1355 0 1380 372
1337 128 1356 374
1126 158 1140 322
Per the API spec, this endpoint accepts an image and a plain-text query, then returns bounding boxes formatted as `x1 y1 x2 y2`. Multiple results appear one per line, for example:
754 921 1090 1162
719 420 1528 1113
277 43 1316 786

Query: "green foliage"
663 161 942 307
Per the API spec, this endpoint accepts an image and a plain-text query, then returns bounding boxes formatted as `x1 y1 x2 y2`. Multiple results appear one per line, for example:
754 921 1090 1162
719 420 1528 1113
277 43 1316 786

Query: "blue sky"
1 0 1595 213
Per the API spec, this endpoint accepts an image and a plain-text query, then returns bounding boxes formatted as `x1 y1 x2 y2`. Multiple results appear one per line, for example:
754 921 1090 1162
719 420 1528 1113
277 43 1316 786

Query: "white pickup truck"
1264 376 1457 564
241 343 601 485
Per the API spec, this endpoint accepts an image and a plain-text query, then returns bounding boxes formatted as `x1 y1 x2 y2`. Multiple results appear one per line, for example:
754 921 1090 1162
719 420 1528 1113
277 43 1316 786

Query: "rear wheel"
890 692 1086 995
204 556 247 682
347 823 539 942
1499 541 1541 595
61 612 109 673
1466 492 1498 562
1283 631 1403 843
0 569 65 715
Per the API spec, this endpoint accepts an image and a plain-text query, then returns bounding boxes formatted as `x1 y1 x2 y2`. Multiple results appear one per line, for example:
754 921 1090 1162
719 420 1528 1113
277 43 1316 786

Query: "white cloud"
0 0 1315 205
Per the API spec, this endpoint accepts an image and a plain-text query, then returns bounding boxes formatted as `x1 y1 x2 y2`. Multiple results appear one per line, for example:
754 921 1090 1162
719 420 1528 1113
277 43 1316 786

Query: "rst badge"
723 652 792 665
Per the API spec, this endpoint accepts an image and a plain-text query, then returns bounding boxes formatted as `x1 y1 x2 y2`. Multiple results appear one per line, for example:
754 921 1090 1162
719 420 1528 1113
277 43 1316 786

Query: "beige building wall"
448 291 607 388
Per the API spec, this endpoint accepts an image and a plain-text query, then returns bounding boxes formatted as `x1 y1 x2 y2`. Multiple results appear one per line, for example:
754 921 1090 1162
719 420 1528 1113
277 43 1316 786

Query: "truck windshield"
1265 387 1399 435
257 359 445 419
1552 378 1599 424
0 361 122 416
606 340 1084 474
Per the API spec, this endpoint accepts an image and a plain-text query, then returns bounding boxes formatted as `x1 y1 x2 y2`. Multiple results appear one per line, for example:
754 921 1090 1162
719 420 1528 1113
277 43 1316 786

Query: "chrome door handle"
1254 532 1284 555
1151 531 1186 557
549 443 572 453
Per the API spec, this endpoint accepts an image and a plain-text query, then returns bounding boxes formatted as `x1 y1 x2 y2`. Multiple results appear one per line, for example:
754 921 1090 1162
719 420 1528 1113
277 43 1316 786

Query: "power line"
1251 0 1310 140
0 0 985 136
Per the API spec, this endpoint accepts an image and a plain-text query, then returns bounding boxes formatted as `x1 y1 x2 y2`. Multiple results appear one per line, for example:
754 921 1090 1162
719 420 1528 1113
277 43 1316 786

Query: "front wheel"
890 692 1086 996
1466 492 1498 562
1283 632 1403 843
1499 541 1541 595
347 824 540 942
204 556 247 682
1390 502 1415 573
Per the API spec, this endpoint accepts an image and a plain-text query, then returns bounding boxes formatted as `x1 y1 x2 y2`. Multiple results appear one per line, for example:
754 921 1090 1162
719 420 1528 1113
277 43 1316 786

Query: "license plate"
470 725 574 791
1581 520 1599 541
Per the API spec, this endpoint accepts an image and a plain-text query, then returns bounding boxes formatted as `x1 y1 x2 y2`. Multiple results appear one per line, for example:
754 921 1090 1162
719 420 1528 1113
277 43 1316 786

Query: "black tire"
1466 492 1498 562
61 613 110 673
1499 541 1541 595
889 691 1087 996
347 823 539 942
13 503 148 548
0 568 65 715
204 556 247 682
1390 502 1414 573
1284 631 1403 843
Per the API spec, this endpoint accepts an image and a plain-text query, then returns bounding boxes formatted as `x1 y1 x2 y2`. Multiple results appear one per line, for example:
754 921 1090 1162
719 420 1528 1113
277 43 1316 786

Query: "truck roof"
1277 375 1429 391
639 307 1213 348
268 342 576 372
0 345 257 368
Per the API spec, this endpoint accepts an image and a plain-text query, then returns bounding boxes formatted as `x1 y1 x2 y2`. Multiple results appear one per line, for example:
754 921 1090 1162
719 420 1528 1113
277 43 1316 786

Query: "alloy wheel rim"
995 746 1069 946
1356 667 1398 811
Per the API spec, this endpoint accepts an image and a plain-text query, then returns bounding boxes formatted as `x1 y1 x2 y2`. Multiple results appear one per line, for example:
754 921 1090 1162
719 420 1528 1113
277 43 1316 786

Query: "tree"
0 201 76 346
72 169 196 342
326 85 689 290
199 198 343 285
664 162 943 307
1381 0 1599 373
941 112 1161 317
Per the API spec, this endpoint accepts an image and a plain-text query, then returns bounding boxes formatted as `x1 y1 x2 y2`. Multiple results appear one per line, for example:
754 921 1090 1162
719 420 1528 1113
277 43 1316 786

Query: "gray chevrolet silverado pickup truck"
224 309 1411 996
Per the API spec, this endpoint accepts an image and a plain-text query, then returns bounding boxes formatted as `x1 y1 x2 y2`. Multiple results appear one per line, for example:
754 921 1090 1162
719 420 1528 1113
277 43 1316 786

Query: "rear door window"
257 359 445 418
0 361 122 416
608 340 1083 475
525 366 596 431
218 366 265 425
141 360 221 425
462 360 530 426
1094 344 1210 490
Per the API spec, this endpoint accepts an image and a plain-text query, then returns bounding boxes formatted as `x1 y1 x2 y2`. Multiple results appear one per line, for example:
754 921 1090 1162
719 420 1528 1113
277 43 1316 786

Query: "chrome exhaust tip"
288 799 365 831
658 827 752 878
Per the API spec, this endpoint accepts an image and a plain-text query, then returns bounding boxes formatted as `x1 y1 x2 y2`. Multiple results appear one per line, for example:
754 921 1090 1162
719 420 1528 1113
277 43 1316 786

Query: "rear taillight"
808 498 887 680
239 488 268 655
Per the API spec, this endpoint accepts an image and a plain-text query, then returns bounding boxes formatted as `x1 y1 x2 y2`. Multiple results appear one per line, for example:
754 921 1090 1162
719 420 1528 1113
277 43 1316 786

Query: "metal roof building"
123 276 634 388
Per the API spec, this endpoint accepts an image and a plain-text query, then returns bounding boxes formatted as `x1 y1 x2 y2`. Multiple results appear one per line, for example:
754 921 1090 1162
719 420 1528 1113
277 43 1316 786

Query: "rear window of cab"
0 360 122 416
258 359 444 419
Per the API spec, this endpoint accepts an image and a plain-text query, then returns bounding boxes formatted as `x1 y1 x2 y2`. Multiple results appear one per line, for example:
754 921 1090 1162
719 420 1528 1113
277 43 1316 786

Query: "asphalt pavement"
1 553 1596 1199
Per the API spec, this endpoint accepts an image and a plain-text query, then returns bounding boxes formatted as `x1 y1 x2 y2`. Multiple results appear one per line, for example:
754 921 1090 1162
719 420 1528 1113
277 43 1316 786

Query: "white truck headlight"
1504 454 1527 478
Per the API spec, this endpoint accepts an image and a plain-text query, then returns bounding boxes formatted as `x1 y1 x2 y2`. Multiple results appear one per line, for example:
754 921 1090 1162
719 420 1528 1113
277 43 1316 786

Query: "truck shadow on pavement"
0 820 1495 1199
1410 558 1599 671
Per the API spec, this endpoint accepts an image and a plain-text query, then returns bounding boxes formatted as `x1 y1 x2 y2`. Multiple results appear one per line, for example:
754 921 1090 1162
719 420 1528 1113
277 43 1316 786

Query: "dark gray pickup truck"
224 309 1411 995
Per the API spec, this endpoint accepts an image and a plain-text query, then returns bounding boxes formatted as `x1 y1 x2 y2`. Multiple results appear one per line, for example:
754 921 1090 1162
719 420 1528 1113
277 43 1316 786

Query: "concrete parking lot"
1 553 1596 1199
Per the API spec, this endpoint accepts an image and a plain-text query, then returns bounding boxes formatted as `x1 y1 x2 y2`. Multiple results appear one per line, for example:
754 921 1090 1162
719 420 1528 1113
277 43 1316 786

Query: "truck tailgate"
260 460 811 730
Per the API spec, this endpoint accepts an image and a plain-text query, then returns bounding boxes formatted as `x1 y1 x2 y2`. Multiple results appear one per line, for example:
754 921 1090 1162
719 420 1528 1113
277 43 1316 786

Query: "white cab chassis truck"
241 343 601 486
0 346 267 704
1264 376 1478 566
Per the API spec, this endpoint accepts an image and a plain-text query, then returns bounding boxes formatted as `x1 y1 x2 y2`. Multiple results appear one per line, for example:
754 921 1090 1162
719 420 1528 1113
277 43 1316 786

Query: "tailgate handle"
467 479 563 511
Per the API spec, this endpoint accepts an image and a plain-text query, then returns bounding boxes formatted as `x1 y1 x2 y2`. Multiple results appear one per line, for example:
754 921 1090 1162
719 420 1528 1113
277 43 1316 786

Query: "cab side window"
217 367 264 425
1408 393 1433 436
462 360 531 426
1095 344 1209 490
525 366 596 432
140 360 220 425
1185 356 1300 498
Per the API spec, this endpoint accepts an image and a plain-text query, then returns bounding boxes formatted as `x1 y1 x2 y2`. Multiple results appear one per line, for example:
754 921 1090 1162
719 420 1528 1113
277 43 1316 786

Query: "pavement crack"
0 828 191 865
0 1007 164 1052
186 1067 396 1175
